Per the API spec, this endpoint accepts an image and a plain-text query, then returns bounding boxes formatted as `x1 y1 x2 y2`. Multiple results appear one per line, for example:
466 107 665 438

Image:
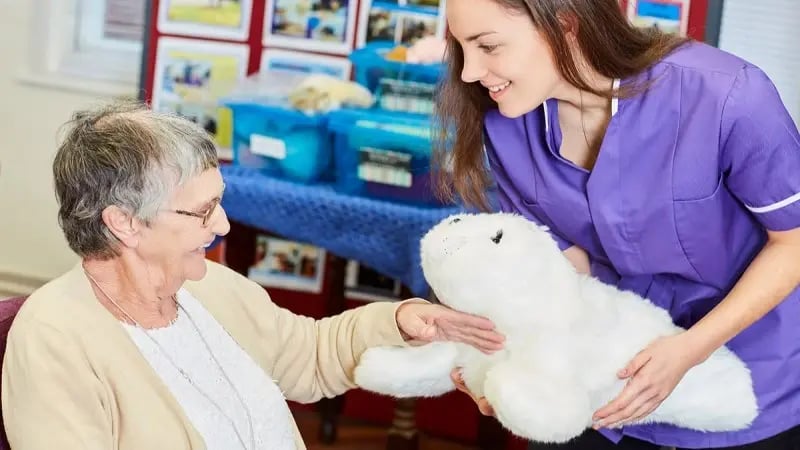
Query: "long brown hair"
433 0 689 210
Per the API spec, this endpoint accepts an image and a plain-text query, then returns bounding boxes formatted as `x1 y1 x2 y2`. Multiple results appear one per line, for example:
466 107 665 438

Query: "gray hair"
53 99 219 259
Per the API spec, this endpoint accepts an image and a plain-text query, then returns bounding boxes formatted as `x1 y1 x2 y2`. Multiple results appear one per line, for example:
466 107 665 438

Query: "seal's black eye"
491 229 503 244
449 217 461 224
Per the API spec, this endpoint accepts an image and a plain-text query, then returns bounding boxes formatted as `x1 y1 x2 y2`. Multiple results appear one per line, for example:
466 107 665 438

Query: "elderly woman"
1 101 504 449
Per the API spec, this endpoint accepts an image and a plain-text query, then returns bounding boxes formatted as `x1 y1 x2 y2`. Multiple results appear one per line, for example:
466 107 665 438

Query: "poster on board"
151 37 250 161
626 0 691 35
264 0 358 55
157 0 254 41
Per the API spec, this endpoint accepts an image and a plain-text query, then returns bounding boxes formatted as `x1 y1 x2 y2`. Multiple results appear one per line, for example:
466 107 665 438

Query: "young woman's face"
446 0 562 118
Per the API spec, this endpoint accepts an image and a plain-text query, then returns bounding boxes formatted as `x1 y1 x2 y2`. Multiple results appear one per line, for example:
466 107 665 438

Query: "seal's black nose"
491 229 503 244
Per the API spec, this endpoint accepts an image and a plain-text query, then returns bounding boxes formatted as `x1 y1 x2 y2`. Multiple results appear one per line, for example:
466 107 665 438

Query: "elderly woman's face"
137 168 230 282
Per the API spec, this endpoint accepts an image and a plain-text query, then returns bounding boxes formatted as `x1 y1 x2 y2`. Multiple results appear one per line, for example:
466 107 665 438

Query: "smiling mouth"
196 242 213 251
486 81 511 93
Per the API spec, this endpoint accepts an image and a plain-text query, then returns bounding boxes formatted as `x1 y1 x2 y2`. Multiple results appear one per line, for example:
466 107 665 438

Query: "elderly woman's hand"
395 300 505 354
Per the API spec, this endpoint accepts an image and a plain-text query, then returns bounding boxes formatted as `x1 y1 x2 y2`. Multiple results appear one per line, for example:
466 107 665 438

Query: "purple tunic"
483 42 800 448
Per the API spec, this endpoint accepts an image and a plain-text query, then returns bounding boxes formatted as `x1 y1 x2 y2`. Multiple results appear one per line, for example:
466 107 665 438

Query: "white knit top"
122 289 296 450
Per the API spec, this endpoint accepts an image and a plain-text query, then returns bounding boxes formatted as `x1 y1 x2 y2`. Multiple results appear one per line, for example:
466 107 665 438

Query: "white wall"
0 1 119 295
718 0 800 123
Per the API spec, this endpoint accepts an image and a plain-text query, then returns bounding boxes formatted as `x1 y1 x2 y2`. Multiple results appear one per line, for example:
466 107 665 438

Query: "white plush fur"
354 213 759 444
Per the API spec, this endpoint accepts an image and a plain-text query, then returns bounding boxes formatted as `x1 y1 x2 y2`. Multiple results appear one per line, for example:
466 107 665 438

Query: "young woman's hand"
563 245 591 275
451 368 495 416
592 332 706 429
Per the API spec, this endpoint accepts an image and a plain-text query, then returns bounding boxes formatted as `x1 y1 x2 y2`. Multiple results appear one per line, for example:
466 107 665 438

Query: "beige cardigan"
2 261 409 449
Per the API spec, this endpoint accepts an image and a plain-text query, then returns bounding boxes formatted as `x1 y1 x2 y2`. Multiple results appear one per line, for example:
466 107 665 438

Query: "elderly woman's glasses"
172 198 221 227
170 184 225 227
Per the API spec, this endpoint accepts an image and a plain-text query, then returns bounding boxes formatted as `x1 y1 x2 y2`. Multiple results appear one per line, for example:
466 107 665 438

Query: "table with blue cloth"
220 165 468 449
220 165 461 297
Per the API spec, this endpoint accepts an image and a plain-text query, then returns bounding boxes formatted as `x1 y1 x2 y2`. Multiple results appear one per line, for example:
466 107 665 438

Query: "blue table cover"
220 165 462 297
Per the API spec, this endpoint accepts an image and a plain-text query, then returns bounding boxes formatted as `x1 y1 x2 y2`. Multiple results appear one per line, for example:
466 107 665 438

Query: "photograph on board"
264 0 358 55
151 38 249 161
356 0 446 48
626 0 690 35
248 235 326 294
157 0 253 41
344 260 402 303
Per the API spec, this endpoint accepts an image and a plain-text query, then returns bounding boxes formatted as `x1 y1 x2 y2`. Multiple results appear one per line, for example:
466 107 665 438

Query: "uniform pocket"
673 176 759 288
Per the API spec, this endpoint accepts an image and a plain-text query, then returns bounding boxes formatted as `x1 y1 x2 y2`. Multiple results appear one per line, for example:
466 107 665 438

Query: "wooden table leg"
477 415 509 450
386 398 419 450
384 286 435 450
318 396 345 444
317 254 348 444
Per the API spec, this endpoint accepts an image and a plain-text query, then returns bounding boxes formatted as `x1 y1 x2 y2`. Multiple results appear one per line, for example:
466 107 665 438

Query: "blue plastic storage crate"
328 108 444 207
224 100 332 183
349 41 444 115
220 71 338 183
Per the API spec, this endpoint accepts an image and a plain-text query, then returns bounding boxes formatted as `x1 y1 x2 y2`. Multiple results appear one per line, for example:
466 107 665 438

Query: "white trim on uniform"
611 78 621 116
746 191 800 214
543 100 550 132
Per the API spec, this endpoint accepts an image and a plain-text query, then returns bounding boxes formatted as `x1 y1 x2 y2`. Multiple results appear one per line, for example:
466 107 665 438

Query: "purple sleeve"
484 138 574 251
721 67 800 231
